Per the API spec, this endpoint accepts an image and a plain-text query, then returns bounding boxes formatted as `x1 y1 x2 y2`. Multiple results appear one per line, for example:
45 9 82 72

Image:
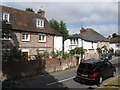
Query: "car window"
79 63 95 70
104 61 112 67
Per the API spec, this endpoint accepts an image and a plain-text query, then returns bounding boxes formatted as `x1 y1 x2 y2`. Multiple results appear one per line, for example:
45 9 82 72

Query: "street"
18 57 120 88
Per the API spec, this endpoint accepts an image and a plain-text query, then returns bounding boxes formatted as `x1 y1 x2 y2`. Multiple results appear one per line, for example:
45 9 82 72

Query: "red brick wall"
2 56 77 80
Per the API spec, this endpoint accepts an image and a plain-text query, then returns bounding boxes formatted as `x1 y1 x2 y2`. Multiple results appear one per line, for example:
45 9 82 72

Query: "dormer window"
36 19 44 28
2 12 10 23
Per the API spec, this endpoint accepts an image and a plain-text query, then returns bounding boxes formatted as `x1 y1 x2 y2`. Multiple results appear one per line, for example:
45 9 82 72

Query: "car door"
99 62 108 78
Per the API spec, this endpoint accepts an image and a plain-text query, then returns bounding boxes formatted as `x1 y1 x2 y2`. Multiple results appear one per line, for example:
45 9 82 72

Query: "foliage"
2 47 26 62
97 47 102 55
25 8 34 13
112 33 120 38
108 50 114 56
70 47 85 56
49 19 69 40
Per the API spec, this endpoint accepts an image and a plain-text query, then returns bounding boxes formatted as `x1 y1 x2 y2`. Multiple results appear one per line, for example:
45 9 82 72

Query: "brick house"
64 27 110 63
1 5 63 60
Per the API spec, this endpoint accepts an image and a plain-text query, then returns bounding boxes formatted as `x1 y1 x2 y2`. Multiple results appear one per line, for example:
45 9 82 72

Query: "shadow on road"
17 74 69 88
73 77 98 89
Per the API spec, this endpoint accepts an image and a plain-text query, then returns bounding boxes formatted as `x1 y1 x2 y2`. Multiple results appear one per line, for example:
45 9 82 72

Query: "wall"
64 39 70 53
2 56 77 80
110 43 119 52
54 36 63 52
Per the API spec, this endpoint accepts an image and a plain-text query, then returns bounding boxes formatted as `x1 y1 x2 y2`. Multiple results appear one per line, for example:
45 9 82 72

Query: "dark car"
76 59 116 86
115 50 120 56
101 54 112 60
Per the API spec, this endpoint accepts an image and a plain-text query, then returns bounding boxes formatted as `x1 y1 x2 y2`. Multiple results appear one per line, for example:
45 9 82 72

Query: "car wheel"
112 71 116 77
97 76 103 87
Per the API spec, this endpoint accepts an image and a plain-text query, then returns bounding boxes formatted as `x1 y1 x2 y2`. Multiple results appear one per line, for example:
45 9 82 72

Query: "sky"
1 0 119 38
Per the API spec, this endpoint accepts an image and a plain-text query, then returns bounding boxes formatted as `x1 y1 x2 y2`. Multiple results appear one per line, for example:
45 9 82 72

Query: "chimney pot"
38 6 45 17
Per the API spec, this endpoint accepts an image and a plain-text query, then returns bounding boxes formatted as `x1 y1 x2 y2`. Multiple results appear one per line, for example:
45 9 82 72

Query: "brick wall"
2 56 77 80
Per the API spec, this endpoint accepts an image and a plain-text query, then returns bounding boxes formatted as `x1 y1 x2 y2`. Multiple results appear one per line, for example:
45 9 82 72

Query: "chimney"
108 34 111 39
80 26 86 37
37 6 45 17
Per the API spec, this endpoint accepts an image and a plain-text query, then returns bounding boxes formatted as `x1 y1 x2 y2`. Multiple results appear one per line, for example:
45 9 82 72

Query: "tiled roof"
110 37 120 43
66 28 109 42
84 28 109 42
1 5 62 36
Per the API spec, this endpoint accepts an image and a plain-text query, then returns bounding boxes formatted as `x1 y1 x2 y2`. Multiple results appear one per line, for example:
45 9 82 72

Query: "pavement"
16 56 120 88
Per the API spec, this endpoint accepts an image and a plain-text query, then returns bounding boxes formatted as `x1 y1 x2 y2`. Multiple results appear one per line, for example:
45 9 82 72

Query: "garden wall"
2 56 77 80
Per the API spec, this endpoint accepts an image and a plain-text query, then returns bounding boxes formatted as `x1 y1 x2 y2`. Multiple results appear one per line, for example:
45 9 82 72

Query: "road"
18 57 120 88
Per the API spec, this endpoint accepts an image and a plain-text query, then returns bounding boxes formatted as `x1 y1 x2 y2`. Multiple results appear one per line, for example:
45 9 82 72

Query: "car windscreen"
79 63 95 70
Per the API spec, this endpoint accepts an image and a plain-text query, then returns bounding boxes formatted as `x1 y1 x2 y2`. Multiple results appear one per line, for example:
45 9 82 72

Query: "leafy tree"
49 19 69 40
112 33 117 38
25 8 34 13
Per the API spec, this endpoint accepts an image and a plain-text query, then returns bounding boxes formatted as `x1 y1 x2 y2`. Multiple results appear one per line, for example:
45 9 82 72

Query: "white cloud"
1 2 118 37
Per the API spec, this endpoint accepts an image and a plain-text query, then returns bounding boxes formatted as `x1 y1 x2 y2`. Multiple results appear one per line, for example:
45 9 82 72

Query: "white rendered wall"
83 40 92 50
54 36 63 52
110 43 119 52
64 39 70 53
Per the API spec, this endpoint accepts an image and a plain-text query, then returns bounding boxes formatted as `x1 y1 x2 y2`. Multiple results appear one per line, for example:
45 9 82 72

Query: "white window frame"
70 38 78 45
39 34 46 42
22 32 30 41
2 12 10 23
36 19 44 28
38 48 46 54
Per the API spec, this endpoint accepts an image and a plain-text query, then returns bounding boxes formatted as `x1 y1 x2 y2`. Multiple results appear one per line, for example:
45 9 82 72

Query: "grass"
99 74 120 89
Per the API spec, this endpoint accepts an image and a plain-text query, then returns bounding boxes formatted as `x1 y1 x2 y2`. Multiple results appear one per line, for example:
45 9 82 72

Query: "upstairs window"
39 34 46 42
36 19 44 28
2 29 11 40
70 38 78 45
2 32 11 40
22 33 30 41
2 12 10 23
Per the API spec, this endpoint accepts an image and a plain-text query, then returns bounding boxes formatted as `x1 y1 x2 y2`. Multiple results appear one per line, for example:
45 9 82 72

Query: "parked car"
76 59 116 86
101 54 112 60
115 50 120 56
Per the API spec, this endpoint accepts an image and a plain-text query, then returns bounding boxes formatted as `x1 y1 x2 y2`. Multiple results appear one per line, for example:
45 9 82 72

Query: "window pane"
26 34 28 39
4 14 8 20
39 35 41 40
38 20 40 26
22 34 25 39
42 35 44 40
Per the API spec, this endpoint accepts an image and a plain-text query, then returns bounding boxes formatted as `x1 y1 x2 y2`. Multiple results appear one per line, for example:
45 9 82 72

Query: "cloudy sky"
1 0 119 38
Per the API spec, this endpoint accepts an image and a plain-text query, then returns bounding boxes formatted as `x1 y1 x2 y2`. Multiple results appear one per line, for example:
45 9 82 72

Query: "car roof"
82 59 105 64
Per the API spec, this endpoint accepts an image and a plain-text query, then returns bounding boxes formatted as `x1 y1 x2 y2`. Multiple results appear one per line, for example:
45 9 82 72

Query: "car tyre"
97 76 103 87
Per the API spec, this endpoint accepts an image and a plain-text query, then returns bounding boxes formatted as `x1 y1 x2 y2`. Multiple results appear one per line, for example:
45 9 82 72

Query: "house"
1 5 63 60
109 37 120 52
64 27 110 62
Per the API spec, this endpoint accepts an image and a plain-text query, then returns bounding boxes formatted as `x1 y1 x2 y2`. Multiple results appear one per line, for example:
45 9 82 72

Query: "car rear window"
79 62 95 70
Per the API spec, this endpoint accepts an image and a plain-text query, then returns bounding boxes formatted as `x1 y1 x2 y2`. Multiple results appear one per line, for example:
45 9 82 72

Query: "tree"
112 33 117 38
25 8 34 13
49 19 69 40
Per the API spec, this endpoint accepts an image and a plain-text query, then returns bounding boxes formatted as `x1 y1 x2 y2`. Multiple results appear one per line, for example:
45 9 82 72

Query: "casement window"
22 33 30 41
36 19 44 28
2 12 10 23
39 49 46 54
70 38 78 45
39 34 46 42
2 32 11 40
